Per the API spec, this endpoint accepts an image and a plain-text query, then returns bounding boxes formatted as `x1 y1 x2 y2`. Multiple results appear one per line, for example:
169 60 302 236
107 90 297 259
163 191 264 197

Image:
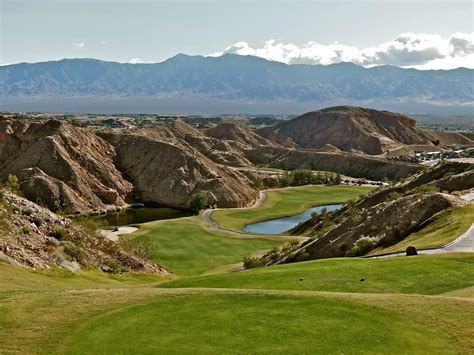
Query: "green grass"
2 184 473 353
1 259 473 353
371 205 474 255
62 292 452 354
0 262 166 292
161 253 474 295
124 217 281 276
212 185 373 232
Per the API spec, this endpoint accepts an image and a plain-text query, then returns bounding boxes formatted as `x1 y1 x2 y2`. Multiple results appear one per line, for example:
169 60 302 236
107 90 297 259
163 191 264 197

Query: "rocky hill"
258 106 473 155
100 126 258 209
0 119 132 213
0 118 260 213
252 161 473 266
206 122 278 150
0 191 168 273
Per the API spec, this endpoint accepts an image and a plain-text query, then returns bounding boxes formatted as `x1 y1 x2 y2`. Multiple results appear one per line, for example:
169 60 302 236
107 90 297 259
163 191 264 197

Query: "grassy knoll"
212 185 373 232
1 258 473 353
371 205 474 255
161 253 474 295
0 262 166 292
123 216 282 276
62 292 452 354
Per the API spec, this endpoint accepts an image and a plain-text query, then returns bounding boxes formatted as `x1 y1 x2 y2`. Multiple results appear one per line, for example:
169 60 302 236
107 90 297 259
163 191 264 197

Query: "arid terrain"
1 106 473 354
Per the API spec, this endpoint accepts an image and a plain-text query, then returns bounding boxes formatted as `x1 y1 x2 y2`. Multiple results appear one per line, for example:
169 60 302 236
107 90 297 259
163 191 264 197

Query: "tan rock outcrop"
100 129 258 208
258 106 473 155
0 119 132 213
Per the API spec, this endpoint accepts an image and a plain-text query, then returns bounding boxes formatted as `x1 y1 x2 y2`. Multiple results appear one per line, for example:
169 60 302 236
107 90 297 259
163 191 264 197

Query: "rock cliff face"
206 122 278 149
0 191 168 273
0 119 132 213
258 106 473 155
0 119 259 212
100 127 258 208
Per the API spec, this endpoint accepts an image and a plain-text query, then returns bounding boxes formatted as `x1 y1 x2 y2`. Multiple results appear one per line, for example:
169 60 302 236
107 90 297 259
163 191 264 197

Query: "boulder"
406 246 418 256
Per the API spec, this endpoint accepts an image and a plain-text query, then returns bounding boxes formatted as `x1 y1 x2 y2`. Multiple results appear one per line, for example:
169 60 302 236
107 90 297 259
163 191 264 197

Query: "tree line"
279 169 342 187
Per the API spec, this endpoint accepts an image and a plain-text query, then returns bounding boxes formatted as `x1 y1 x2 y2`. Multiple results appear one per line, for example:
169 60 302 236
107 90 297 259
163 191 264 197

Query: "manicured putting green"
212 185 373 232
161 253 474 295
63 293 452 354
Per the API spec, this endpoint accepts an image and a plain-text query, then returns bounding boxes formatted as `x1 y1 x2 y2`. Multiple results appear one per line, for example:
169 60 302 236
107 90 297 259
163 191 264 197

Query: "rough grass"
160 253 474 295
123 216 281 276
212 185 373 232
371 204 474 255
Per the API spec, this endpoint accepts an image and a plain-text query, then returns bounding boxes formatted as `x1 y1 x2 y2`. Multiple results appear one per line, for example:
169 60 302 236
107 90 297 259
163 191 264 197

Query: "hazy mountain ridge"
1 54 473 106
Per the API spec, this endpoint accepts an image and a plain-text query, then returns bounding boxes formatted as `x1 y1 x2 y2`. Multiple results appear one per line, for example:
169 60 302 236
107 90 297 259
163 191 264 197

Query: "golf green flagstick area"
1 185 474 354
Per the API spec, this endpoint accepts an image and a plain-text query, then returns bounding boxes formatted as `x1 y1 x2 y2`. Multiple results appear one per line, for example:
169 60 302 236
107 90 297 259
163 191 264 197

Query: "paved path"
202 191 269 237
369 223 474 259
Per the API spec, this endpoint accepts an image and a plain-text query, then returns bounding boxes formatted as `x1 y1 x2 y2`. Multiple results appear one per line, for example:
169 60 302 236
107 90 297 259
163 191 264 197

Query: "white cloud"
212 33 474 69
73 41 85 49
129 57 144 64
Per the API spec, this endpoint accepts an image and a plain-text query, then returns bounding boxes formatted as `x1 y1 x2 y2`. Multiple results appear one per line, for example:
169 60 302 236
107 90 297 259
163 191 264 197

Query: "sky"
1 0 473 69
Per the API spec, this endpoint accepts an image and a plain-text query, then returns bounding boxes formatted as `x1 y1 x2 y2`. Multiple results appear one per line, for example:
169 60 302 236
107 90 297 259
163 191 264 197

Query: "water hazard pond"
92 207 192 227
242 204 343 235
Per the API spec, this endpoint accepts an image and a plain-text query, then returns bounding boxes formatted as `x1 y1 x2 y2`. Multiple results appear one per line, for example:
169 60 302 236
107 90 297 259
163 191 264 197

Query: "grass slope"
1 259 473 353
212 185 373 232
161 253 474 295
123 217 281 276
372 204 474 255
0 263 165 292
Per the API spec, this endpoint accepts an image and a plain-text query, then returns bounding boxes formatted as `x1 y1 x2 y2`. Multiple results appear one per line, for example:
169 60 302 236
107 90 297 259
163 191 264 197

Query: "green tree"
190 192 211 211
279 171 294 187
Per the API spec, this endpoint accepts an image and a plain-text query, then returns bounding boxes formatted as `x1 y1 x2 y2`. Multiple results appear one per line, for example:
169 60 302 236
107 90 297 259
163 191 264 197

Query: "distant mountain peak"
0 55 472 113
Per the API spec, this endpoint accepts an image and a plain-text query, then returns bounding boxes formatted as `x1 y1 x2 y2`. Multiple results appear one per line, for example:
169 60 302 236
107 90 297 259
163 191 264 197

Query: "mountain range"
1 54 473 113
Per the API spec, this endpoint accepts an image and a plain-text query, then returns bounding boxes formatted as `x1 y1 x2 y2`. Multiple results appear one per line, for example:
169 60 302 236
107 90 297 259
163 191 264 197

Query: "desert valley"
1 0 474 353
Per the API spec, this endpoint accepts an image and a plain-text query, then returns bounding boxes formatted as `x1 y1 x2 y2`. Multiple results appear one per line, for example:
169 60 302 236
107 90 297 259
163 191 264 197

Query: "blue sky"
1 0 473 68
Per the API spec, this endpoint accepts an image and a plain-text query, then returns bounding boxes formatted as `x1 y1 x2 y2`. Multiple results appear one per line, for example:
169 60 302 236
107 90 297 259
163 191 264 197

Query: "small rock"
406 246 418 256
60 260 81 273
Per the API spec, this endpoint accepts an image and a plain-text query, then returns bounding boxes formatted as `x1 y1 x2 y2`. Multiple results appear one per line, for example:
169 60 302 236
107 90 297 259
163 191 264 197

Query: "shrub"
6 174 22 196
62 241 84 261
243 256 266 269
190 192 214 211
279 172 294 187
23 207 34 216
415 185 440 194
32 215 45 227
107 259 126 274
386 191 401 202
50 226 70 240
347 236 379 257
21 225 32 234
